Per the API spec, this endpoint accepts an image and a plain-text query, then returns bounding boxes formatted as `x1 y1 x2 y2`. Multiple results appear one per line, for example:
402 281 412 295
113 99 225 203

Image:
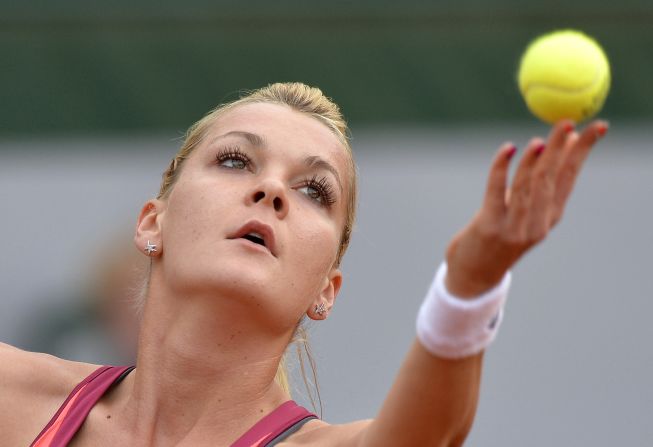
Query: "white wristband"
416 262 511 359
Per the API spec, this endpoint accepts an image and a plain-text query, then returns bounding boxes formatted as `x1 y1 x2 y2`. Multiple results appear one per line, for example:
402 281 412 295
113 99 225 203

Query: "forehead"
205 102 349 176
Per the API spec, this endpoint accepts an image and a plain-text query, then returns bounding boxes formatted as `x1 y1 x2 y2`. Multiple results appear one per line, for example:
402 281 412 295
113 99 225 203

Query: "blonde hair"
158 82 357 267
155 82 358 415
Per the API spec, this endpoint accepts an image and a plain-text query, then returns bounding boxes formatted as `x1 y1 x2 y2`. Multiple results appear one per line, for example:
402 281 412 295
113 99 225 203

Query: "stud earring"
314 303 327 316
144 240 158 255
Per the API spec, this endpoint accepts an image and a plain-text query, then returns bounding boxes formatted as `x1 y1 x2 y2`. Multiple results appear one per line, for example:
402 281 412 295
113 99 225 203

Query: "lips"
228 220 277 257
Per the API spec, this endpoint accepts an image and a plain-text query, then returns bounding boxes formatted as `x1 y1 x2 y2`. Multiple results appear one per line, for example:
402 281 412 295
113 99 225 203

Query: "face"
139 103 350 333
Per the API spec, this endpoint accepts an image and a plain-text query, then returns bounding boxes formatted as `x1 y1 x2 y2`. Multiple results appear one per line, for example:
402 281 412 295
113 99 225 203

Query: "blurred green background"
2 0 651 137
2 4 653 445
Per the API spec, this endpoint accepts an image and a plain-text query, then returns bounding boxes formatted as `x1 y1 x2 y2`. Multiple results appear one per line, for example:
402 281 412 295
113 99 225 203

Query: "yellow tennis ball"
518 29 611 124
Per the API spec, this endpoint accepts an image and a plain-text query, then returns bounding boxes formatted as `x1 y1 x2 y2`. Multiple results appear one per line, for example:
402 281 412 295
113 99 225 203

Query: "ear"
134 199 165 257
309 268 342 320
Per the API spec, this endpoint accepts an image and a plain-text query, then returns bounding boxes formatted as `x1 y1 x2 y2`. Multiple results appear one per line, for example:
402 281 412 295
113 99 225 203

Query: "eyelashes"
215 146 251 170
214 146 337 208
301 174 336 207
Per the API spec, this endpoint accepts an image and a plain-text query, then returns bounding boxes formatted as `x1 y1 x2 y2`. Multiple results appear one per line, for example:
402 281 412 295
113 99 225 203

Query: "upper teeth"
248 232 263 239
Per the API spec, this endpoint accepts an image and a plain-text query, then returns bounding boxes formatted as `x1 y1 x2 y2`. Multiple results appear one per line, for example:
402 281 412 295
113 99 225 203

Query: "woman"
0 82 607 446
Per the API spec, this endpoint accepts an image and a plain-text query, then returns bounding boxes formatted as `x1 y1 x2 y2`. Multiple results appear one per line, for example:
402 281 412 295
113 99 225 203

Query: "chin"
164 259 307 333
185 261 276 298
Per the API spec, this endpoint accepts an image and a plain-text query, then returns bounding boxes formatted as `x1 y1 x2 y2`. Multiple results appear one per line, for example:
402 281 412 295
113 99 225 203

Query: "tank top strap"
31 365 135 447
230 400 318 447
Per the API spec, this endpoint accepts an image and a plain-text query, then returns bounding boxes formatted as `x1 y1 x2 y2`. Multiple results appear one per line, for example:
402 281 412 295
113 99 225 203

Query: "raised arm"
356 120 608 447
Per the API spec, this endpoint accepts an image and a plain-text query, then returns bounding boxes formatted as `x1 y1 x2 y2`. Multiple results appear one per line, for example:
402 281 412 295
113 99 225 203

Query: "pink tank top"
31 366 318 447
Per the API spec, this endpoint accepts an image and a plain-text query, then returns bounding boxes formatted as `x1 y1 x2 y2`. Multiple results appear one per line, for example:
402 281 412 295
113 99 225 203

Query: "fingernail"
596 121 609 137
534 143 546 156
563 122 575 133
506 145 517 160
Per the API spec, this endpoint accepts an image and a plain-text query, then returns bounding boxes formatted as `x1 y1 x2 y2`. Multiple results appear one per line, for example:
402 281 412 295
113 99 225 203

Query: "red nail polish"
506 146 517 160
534 143 546 155
596 123 609 137
563 122 575 133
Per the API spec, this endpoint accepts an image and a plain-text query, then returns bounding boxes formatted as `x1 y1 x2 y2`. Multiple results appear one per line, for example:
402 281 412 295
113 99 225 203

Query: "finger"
482 142 517 219
533 119 575 180
525 121 577 236
506 138 546 234
564 120 608 168
550 120 609 224
546 119 576 154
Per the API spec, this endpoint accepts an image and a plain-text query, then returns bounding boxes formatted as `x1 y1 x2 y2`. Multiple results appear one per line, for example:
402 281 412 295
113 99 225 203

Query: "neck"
114 279 295 445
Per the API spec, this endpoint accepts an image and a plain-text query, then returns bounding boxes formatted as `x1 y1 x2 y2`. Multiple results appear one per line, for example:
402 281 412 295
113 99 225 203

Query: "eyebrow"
212 130 266 148
212 130 343 193
304 155 343 194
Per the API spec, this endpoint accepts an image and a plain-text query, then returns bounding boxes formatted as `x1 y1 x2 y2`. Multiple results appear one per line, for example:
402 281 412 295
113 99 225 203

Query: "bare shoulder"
283 418 374 447
0 342 98 394
0 342 99 446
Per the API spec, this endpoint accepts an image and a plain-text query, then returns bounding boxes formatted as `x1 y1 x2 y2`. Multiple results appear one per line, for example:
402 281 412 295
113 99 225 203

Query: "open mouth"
229 221 276 257
241 232 266 247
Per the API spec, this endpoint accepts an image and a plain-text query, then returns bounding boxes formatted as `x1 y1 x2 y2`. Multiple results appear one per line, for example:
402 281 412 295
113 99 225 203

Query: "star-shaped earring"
315 303 327 316
144 240 157 255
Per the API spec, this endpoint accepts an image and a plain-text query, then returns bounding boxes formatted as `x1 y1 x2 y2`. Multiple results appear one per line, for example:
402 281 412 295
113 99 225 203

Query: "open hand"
444 119 609 298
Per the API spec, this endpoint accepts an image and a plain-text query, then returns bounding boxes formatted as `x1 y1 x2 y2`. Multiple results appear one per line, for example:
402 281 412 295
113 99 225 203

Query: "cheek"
290 218 340 275
163 181 228 249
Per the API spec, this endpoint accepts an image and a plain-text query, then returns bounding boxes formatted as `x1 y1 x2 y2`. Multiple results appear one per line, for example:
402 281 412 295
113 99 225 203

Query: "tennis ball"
518 29 611 124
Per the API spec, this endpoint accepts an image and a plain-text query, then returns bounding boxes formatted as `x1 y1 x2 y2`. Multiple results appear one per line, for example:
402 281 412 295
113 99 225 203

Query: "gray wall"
1 122 651 445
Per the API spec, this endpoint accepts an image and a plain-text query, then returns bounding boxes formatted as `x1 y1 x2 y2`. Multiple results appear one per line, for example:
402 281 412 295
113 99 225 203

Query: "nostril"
273 197 282 212
253 191 265 202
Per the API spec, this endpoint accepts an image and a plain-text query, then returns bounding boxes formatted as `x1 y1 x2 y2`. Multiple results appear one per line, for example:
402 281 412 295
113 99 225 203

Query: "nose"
249 178 289 219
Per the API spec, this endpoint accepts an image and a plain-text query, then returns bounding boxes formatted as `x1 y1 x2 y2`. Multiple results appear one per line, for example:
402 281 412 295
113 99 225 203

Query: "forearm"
356 120 606 447
356 260 508 447
360 340 483 447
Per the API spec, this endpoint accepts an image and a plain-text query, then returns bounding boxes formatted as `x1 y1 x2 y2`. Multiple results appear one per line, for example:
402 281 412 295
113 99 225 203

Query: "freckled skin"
156 103 350 335
0 96 608 446
0 100 362 447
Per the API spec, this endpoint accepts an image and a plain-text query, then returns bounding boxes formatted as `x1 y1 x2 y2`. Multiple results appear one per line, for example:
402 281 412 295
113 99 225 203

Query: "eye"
215 146 251 170
298 175 336 208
